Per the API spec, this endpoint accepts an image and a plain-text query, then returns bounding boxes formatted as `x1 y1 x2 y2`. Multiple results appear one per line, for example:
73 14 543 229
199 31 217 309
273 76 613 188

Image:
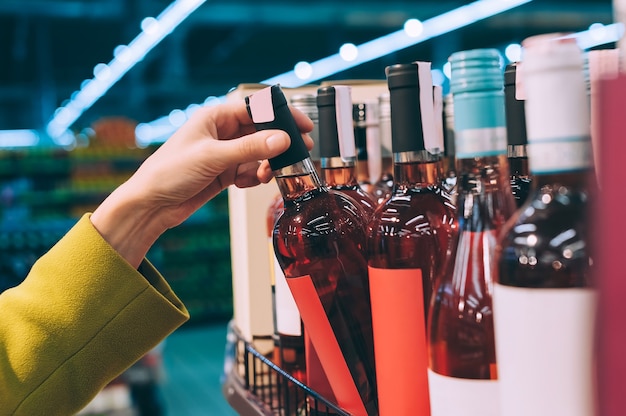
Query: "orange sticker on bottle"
369 267 431 416
288 275 368 416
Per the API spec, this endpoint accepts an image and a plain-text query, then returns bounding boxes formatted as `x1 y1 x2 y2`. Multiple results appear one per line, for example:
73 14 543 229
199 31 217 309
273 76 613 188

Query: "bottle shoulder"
496 186 592 288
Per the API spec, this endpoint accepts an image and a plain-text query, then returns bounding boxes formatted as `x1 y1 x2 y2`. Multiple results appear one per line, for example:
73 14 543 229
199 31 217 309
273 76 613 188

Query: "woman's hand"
90 99 313 267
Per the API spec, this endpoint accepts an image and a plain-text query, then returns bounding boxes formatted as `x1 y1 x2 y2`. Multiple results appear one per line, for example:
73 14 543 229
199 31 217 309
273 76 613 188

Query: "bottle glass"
494 34 596 416
318 86 377 221
427 49 517 416
504 62 532 207
367 62 456 416
247 85 377 416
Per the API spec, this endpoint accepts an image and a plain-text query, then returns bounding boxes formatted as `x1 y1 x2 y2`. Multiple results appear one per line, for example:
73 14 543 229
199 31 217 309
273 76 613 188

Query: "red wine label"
493 284 597 416
369 267 430 416
305 331 337 403
287 275 368 416
428 369 499 416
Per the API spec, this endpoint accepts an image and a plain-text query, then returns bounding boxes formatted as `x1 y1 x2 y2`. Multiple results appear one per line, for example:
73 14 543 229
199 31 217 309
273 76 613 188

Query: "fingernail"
266 133 288 153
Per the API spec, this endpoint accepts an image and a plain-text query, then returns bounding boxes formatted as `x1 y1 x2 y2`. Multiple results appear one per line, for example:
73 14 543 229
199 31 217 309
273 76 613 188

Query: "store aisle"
160 322 237 416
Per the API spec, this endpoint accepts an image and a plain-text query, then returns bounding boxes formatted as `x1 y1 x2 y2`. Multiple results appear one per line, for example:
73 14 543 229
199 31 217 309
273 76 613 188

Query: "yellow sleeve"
0 214 190 415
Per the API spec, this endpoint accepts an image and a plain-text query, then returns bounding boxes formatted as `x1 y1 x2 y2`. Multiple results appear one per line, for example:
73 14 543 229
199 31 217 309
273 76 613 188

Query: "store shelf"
222 324 350 416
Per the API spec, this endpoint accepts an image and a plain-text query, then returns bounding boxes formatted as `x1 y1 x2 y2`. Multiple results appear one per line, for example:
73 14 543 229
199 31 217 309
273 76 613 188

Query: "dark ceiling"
0 0 614 137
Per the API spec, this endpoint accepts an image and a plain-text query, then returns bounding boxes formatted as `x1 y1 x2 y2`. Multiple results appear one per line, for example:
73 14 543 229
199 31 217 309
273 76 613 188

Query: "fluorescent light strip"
45 0 206 144
567 22 624 50
263 0 533 87
135 0 533 146
0 129 40 147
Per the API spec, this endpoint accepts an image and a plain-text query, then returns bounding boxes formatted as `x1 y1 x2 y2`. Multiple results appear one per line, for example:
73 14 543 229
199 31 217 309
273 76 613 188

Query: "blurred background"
0 0 615 415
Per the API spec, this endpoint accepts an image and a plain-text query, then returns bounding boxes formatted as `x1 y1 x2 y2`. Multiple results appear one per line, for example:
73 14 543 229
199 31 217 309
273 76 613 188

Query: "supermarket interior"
0 0 622 415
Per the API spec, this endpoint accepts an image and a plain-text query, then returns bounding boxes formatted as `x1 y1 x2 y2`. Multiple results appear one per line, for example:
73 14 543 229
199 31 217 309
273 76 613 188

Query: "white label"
416 62 440 153
528 139 592 173
456 127 507 158
428 369 500 416
335 85 356 160
274 254 302 336
493 284 597 416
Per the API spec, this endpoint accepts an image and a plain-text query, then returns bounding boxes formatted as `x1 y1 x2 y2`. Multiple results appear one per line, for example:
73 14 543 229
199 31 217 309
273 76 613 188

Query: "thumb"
216 129 290 167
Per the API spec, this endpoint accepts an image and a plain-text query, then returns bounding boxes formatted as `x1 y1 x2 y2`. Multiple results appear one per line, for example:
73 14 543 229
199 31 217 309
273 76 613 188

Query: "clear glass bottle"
427 49 517 416
317 85 377 221
494 34 596 416
367 61 457 416
504 62 532 207
246 84 377 416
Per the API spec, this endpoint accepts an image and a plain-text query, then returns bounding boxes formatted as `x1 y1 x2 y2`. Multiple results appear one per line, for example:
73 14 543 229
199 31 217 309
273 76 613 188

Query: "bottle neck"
392 150 442 189
321 156 360 188
507 144 530 178
274 158 325 201
455 154 516 232
356 159 371 185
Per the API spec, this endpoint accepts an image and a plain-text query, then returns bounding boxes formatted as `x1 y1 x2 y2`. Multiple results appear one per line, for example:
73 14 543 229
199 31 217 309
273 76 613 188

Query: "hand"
91 99 314 267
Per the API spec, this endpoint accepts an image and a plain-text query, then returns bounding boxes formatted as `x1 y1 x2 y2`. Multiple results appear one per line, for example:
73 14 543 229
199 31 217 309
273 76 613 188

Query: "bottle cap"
290 93 320 161
504 62 528 146
521 32 591 173
317 85 356 160
246 84 311 171
443 93 456 157
385 61 441 154
449 48 503 95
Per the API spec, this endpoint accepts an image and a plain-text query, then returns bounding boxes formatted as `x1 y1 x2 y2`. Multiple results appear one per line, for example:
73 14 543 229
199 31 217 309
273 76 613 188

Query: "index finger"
211 96 315 140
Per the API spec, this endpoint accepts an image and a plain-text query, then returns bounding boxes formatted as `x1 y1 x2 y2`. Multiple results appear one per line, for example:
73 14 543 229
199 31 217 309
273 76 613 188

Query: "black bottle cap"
245 84 310 170
317 86 341 158
504 62 528 146
385 61 439 154
317 85 356 160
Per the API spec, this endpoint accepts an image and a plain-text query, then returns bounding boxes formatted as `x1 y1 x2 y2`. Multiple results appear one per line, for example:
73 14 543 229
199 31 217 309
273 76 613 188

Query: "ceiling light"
294 61 313 80
404 19 424 38
136 0 534 146
45 0 207 144
339 43 359 62
505 43 522 62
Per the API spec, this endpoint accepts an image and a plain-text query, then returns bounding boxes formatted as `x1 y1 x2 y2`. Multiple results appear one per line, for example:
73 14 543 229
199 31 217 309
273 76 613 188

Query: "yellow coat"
0 214 190 415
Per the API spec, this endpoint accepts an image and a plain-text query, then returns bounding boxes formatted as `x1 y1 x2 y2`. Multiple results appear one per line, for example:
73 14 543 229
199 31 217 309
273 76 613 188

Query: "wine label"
287 275 368 416
527 138 592 174
273 254 301 336
368 267 430 416
493 284 597 416
455 127 507 158
428 369 500 416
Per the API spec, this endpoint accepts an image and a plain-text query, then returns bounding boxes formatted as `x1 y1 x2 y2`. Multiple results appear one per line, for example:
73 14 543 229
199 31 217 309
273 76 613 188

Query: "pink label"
287 275 368 416
248 86 276 123
369 267 431 416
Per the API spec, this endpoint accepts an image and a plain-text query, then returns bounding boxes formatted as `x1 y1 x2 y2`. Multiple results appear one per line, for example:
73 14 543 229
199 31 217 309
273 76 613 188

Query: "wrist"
90 182 165 268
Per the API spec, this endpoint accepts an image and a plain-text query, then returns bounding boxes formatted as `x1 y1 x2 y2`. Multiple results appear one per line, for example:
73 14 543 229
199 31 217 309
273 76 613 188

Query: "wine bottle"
353 100 383 203
494 34 596 416
427 49 516 416
264 92 321 379
246 84 378 416
367 61 457 416
317 85 377 220
442 92 458 197
504 62 532 207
